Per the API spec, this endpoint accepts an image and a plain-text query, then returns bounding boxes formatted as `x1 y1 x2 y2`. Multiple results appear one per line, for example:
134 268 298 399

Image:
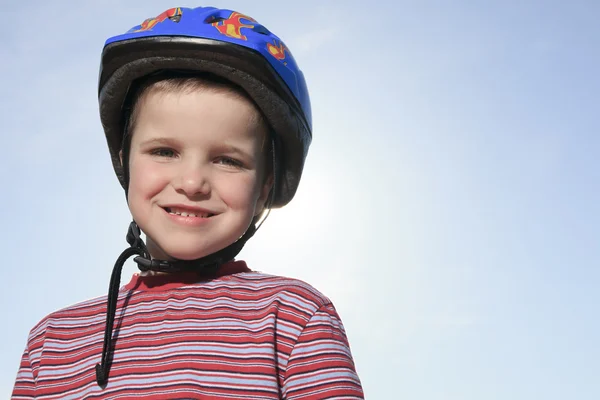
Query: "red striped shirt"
12 261 363 399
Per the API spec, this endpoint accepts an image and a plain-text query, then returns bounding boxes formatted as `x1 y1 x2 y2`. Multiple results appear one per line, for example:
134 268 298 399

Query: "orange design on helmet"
134 8 183 32
267 40 288 62
211 11 256 40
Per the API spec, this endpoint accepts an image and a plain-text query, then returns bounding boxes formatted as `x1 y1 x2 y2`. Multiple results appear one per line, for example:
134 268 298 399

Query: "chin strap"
95 220 258 387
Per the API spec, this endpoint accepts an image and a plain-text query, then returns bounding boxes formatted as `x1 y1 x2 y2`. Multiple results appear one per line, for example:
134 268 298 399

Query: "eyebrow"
218 144 250 156
138 137 180 147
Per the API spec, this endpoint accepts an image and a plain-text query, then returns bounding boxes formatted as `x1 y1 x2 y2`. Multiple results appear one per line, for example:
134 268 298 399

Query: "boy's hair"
121 72 274 185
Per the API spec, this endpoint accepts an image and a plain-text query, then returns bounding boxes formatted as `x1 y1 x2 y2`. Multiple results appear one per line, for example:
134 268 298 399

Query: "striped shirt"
12 261 363 399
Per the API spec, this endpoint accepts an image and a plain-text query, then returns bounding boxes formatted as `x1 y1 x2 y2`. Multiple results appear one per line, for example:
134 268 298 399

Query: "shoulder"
27 293 107 341
223 271 333 309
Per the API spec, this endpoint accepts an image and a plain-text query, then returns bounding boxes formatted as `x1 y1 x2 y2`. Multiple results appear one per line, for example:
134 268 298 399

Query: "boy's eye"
151 148 176 158
216 157 243 168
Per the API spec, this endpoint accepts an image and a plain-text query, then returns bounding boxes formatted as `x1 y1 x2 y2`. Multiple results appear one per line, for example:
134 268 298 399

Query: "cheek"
128 156 169 200
217 173 261 209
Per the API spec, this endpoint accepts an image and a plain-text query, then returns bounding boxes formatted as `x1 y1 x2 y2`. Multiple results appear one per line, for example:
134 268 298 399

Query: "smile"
163 206 215 218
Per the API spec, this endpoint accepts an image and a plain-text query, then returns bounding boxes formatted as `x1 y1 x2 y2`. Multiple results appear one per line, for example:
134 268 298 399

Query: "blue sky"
1 0 599 398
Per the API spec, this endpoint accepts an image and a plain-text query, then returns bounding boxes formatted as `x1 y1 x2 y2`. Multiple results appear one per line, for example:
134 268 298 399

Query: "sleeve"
11 347 35 399
282 303 364 399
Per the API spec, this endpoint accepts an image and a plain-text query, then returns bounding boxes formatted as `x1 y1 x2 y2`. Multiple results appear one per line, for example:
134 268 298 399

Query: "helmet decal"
211 11 256 40
267 40 288 65
131 7 183 33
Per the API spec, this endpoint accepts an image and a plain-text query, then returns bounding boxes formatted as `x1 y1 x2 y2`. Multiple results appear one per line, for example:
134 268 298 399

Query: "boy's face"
126 87 271 261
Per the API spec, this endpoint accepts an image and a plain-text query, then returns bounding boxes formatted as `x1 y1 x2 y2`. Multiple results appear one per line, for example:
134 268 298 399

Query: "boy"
12 6 363 399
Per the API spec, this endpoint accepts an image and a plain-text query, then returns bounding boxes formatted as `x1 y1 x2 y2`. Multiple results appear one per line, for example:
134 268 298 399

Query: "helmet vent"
205 16 226 24
169 14 182 23
252 25 271 35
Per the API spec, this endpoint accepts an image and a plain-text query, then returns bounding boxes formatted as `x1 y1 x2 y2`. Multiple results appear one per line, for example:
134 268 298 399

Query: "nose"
173 161 211 197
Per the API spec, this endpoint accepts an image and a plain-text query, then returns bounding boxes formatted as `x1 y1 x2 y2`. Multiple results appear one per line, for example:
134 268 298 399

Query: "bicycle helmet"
95 6 312 387
99 6 312 206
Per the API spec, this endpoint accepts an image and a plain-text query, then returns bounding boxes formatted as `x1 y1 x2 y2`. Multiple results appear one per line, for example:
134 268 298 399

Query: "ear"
254 173 274 216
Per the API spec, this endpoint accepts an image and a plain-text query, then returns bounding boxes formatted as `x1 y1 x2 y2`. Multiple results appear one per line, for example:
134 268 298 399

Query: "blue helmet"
99 6 312 207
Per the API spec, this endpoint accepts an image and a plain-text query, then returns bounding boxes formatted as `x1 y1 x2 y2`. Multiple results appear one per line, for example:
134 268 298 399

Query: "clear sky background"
1 0 598 398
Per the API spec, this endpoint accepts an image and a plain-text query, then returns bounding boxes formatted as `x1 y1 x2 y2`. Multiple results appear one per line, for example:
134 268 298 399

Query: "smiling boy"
127 77 272 262
12 6 364 399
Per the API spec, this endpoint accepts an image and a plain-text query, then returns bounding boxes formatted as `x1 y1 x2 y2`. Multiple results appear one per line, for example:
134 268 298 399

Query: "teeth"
166 207 209 218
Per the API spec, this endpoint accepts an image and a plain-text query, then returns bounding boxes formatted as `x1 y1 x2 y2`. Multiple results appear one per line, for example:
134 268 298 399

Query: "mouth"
162 206 216 218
